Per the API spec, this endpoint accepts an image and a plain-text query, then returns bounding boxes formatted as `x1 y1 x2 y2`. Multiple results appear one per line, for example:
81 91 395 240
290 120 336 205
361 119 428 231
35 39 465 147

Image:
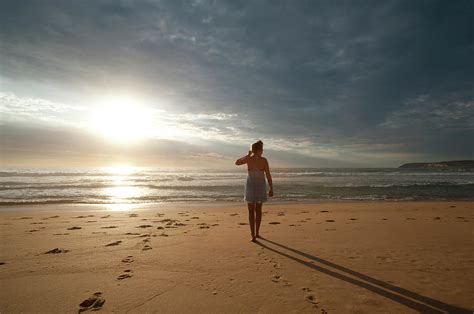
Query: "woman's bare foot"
251 234 257 242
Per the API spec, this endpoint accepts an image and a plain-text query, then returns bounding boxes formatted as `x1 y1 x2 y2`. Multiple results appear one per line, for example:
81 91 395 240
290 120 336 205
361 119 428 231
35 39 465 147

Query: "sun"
89 96 153 143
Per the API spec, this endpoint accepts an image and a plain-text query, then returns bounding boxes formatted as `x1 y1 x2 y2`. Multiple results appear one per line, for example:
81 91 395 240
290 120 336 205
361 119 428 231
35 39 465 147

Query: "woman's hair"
251 140 263 153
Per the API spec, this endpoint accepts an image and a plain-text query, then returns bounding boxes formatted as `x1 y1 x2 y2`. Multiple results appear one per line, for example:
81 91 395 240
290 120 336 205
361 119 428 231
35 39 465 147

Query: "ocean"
0 167 473 205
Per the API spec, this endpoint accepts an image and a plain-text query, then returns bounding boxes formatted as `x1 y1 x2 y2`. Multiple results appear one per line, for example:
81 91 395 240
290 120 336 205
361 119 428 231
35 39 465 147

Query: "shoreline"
1 198 473 212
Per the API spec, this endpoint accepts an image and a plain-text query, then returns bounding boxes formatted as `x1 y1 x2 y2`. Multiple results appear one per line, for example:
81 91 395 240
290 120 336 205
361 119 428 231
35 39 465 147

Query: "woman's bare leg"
247 202 256 241
255 203 262 237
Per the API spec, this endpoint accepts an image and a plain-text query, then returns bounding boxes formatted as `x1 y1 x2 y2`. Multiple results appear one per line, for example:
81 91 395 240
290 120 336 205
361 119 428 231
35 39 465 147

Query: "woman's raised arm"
235 151 252 166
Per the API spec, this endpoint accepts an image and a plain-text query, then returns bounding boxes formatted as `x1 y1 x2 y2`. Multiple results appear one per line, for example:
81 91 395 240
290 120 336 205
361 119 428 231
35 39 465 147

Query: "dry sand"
0 201 473 313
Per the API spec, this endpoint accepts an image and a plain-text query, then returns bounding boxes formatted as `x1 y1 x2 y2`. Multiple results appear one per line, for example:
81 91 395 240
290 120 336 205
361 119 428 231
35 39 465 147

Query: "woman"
235 140 273 241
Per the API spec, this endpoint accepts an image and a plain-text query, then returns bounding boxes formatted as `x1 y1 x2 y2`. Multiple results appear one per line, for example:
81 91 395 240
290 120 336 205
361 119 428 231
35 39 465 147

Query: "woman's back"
247 156 266 171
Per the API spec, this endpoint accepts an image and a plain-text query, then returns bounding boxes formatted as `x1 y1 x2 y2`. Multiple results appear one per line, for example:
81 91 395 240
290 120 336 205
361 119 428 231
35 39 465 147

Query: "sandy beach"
0 201 472 313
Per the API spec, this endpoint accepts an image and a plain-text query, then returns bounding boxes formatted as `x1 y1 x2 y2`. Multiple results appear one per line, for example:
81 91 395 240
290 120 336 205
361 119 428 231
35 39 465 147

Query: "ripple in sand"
67 226 82 230
136 224 153 228
105 240 122 247
101 226 118 229
269 221 281 225
44 248 69 254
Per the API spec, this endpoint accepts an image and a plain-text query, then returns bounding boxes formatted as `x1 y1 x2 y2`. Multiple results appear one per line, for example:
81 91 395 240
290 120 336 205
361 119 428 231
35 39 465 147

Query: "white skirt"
244 172 267 203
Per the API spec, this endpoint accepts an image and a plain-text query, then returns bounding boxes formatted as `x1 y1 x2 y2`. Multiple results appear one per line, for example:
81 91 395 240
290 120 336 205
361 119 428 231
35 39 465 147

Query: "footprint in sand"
136 224 153 228
269 221 281 225
191 217 200 219
101 226 118 229
433 217 441 220
320 210 329 213
199 224 210 229
105 240 122 247
230 213 239 216
20 217 33 220
142 238 151 243
349 218 358 221
125 232 140 235
156 226 164 230
271 274 282 283
49 215 60 219
117 272 132 280
238 222 248 225
406 218 416 220
129 213 138 218
121 256 134 263
44 248 70 254
159 233 169 237
27 229 40 233
0 262 5 265
142 245 152 251
67 226 82 230
100 215 110 219
325 220 335 223
304 294 319 306
139 234 150 238
277 212 286 216
79 292 105 312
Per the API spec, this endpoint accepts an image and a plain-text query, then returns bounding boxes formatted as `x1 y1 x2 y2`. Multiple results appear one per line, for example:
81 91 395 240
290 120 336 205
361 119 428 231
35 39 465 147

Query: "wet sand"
0 201 473 313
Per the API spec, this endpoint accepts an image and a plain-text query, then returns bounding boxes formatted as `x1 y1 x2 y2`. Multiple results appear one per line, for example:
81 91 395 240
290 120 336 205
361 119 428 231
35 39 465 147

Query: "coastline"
0 201 473 312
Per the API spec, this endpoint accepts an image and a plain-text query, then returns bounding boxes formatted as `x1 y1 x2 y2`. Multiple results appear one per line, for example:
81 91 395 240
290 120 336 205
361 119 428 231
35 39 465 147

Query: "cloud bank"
1 0 473 167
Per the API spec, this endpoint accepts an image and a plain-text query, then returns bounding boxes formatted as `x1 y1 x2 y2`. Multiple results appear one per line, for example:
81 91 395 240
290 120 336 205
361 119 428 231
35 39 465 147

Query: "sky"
1 0 473 168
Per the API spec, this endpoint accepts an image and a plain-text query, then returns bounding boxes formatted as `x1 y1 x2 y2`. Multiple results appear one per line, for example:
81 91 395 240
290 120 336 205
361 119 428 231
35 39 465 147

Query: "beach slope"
0 201 472 313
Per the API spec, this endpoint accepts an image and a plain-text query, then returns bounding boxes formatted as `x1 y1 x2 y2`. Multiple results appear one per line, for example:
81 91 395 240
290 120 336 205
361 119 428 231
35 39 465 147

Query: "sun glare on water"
90 96 154 143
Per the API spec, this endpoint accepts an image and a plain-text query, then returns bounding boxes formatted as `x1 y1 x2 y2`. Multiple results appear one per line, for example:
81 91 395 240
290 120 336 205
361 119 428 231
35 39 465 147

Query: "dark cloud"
0 0 473 166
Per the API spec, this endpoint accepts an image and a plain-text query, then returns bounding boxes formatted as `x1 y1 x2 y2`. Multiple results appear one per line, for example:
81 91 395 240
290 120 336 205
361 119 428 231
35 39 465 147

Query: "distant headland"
398 160 474 170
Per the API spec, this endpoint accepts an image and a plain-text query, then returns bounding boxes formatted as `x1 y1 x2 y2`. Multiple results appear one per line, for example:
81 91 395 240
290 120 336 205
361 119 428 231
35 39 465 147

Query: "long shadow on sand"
255 237 470 313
